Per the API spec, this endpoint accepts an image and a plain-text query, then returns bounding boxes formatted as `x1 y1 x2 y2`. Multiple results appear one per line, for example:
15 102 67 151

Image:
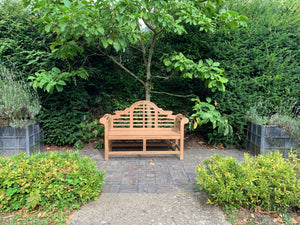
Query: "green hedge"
196 0 299 146
0 151 105 212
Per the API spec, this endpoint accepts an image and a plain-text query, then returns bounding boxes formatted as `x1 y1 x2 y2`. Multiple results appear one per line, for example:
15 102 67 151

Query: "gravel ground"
68 192 230 225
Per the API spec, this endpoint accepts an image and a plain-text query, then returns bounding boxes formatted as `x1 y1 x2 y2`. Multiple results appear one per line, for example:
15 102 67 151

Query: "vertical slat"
155 110 158 128
130 110 133 128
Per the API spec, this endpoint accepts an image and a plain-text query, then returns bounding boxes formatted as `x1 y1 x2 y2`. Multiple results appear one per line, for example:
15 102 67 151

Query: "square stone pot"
246 122 298 158
0 123 44 157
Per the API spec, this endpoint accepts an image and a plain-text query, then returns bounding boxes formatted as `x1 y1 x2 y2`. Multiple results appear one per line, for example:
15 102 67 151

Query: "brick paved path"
80 148 245 194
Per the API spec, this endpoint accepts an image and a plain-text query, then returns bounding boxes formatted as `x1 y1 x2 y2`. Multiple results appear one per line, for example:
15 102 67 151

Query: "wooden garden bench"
99 100 189 161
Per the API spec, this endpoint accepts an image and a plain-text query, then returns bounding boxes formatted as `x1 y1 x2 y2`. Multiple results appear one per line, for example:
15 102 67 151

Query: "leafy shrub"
190 97 233 139
0 151 105 212
74 140 84 150
0 64 40 128
37 82 92 145
207 0 300 147
76 118 104 142
196 152 300 212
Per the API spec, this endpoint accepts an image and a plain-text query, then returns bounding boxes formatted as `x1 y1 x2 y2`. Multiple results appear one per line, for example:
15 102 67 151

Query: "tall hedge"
209 0 300 147
161 0 299 147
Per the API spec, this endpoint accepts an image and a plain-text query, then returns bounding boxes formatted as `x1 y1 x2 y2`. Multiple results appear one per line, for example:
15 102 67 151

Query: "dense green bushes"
157 0 299 147
207 0 300 146
196 152 299 212
0 151 105 212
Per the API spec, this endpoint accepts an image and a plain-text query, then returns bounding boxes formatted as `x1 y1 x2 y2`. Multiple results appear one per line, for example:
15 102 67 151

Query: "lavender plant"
0 64 40 128
246 99 300 145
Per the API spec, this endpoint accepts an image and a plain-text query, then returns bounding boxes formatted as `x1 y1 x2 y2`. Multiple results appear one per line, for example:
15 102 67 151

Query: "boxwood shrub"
196 152 300 212
0 151 105 212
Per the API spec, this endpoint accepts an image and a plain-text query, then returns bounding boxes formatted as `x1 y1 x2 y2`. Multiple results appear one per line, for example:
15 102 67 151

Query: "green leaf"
97 27 104 35
28 76 36 80
102 39 108 48
57 80 67 86
56 85 64 92
63 0 71 9
206 97 212 103
163 59 172 66
46 83 54 94
45 24 51 33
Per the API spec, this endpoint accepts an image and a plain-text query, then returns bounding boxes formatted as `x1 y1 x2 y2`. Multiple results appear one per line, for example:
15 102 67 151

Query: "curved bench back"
112 101 176 129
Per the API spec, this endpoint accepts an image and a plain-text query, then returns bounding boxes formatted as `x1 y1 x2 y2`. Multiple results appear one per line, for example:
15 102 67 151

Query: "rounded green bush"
0 151 105 212
196 152 300 212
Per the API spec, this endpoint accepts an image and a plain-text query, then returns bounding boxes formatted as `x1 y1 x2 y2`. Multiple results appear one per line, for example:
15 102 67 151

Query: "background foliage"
158 0 299 147
0 0 299 147
205 0 300 146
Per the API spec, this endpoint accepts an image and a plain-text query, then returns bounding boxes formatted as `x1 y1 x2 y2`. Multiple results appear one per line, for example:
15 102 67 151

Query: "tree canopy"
23 0 246 100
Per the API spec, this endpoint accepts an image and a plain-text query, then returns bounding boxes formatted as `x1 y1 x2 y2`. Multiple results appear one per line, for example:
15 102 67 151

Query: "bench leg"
143 139 146 152
180 138 184 160
104 138 109 161
175 139 179 149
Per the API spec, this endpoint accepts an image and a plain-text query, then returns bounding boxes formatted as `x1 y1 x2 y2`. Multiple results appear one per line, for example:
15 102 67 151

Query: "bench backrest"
111 101 177 129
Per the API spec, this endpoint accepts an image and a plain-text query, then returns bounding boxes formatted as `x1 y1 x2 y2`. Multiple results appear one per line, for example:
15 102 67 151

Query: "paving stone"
119 184 138 193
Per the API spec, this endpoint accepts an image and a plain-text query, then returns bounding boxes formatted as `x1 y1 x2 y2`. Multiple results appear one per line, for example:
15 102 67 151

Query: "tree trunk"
145 80 151 101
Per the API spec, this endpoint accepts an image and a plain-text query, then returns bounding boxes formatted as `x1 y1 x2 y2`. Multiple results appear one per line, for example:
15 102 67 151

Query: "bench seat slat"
107 129 180 140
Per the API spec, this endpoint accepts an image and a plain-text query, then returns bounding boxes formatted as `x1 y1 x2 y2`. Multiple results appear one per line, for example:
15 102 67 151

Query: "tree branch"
152 75 173 80
105 49 145 86
146 32 156 80
151 90 197 98
137 21 147 66
142 18 157 34
81 53 105 67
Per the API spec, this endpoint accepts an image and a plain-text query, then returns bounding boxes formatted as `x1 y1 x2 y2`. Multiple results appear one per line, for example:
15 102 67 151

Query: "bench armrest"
99 114 112 131
175 114 189 131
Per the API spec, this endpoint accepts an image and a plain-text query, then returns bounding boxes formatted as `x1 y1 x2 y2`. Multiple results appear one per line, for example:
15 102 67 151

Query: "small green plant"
196 151 300 212
190 97 233 138
94 140 104 149
0 64 41 128
0 151 105 213
74 140 84 150
73 118 104 149
77 118 104 142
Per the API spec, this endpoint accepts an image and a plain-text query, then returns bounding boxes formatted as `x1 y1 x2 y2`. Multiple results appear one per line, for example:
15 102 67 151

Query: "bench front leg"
176 114 189 160
104 138 110 161
99 114 112 161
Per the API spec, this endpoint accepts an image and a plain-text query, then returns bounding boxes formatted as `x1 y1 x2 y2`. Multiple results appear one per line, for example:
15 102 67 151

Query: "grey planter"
0 123 44 157
246 122 298 158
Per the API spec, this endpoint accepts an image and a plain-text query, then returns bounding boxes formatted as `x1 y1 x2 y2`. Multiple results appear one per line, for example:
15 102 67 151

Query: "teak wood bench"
99 100 189 161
